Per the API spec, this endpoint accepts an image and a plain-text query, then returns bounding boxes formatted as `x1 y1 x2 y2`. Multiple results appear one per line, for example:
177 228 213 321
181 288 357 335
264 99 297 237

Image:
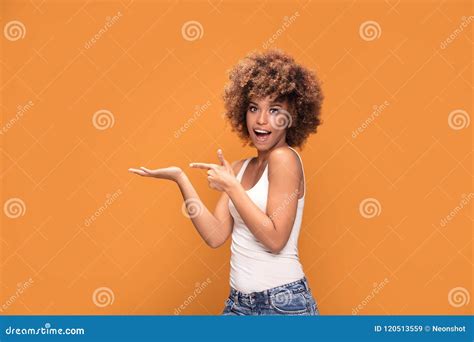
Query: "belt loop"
303 277 309 291
233 291 239 304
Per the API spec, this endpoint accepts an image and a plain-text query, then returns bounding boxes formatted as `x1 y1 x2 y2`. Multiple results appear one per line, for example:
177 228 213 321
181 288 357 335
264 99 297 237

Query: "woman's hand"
128 166 184 182
190 149 238 192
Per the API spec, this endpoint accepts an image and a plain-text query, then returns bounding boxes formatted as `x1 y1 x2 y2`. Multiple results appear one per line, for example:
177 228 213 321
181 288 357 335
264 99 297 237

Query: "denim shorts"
222 277 319 316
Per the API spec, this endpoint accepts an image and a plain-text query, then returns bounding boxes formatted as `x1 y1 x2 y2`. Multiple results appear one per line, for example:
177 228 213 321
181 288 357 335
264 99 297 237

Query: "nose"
256 109 268 125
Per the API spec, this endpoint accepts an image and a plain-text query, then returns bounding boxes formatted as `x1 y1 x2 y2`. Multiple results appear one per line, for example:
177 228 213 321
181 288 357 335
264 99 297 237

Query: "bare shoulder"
268 146 303 177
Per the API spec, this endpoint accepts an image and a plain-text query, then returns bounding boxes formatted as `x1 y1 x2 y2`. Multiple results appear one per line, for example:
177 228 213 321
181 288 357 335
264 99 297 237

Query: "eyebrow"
248 101 283 106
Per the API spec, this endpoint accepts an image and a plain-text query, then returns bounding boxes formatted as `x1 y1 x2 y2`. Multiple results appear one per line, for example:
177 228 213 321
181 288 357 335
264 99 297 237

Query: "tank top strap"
236 158 252 182
287 146 306 199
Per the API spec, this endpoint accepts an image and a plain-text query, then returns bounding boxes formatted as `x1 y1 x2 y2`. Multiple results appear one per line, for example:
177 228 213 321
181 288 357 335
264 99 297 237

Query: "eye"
269 107 281 114
248 105 258 112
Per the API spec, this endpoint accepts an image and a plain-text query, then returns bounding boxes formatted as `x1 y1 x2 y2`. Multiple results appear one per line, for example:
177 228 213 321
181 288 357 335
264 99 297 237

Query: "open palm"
128 166 183 182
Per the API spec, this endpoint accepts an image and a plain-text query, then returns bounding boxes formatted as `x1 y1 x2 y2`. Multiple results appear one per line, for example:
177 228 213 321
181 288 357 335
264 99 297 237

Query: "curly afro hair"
223 49 324 149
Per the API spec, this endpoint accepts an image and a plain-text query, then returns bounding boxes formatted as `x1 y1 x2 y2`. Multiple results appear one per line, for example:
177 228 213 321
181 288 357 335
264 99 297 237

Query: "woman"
129 49 324 315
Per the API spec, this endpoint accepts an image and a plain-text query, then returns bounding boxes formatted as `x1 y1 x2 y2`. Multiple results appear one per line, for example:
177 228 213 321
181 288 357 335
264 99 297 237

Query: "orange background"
0 0 472 315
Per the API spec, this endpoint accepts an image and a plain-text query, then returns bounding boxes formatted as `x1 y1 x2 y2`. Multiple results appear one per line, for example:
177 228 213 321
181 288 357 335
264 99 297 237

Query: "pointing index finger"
189 162 217 170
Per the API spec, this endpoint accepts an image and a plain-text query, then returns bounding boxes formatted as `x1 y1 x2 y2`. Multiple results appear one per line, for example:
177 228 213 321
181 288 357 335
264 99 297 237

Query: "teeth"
255 129 270 134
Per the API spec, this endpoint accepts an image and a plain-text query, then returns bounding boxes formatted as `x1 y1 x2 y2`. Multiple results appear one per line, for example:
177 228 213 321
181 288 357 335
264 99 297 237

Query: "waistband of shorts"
230 277 310 300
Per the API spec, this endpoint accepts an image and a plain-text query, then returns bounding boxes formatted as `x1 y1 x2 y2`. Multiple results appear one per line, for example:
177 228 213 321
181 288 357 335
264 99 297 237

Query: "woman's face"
246 95 291 151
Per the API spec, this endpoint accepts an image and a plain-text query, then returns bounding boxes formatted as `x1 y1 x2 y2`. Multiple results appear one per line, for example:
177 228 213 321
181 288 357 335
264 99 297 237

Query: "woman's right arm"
175 172 232 248
129 160 243 248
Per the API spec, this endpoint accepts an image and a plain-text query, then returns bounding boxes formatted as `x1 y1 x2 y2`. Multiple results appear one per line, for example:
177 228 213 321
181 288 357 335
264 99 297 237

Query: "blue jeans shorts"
222 277 319 316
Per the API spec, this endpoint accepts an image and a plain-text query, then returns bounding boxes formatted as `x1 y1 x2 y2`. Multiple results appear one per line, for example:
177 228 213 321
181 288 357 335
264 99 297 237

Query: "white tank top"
228 146 306 293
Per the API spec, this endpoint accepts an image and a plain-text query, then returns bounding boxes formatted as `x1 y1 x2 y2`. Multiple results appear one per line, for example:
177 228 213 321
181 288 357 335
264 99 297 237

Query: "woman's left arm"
225 148 302 254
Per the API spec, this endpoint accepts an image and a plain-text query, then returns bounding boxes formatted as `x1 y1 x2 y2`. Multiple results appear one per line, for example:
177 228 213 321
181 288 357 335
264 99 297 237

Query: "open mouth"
253 128 272 142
